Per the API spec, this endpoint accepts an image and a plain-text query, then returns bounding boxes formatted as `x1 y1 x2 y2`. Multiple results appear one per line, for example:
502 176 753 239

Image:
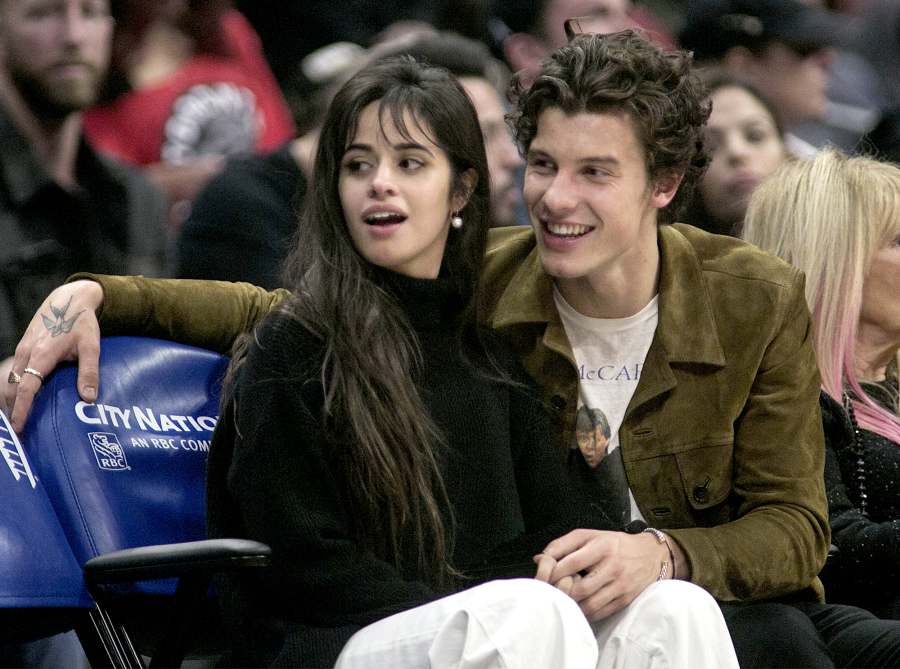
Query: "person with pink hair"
743 148 900 618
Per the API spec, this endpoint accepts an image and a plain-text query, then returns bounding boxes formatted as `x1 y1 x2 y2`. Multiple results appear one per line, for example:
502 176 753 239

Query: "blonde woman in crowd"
743 149 900 618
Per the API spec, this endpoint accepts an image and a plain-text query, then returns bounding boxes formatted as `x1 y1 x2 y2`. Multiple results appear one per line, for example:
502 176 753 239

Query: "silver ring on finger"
22 367 44 383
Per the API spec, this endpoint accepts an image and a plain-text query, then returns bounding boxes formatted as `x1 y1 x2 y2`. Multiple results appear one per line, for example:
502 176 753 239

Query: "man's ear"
452 169 478 213
650 171 684 210
503 32 546 80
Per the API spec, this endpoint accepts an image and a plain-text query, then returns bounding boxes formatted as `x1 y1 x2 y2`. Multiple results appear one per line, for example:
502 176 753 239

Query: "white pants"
334 579 739 669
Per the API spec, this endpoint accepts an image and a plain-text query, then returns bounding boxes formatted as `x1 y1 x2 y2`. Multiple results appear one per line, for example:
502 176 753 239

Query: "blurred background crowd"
9 0 900 316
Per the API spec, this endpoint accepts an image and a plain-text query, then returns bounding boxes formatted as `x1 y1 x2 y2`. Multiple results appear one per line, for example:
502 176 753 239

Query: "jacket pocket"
674 438 733 518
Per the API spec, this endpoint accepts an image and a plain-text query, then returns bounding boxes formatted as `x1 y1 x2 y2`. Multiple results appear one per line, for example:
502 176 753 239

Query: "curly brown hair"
508 30 711 224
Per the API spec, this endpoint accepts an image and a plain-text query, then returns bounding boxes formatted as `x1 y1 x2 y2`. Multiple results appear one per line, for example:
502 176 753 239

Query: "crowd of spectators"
7 0 900 320
3 0 900 667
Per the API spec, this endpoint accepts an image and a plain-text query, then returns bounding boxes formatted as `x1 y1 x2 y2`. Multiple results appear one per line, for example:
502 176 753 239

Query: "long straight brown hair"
231 57 492 586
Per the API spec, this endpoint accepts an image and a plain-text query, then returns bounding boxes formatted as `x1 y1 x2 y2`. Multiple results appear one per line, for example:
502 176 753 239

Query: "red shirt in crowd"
83 10 295 166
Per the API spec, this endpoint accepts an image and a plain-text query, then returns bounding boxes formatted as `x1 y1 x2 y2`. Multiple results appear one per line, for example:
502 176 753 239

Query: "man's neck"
0 79 83 190
128 20 193 89
554 234 660 319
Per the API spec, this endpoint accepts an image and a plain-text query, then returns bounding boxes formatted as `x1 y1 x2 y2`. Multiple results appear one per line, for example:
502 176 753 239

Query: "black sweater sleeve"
821 393 900 593
226 318 437 628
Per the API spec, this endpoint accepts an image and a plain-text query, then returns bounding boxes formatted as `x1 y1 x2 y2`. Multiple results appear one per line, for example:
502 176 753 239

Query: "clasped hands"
533 528 671 621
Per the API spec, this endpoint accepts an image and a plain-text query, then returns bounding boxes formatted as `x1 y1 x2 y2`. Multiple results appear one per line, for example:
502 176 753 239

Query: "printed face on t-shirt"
575 405 612 468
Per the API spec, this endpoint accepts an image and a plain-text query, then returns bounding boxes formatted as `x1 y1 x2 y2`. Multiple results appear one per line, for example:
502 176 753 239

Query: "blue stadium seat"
0 407 96 641
19 336 270 668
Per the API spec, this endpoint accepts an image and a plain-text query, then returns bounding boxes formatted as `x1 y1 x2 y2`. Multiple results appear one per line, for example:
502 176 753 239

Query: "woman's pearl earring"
451 213 463 229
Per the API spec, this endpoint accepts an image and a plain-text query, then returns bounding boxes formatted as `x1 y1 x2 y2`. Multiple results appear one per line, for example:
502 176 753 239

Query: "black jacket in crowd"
0 108 167 358
176 143 305 290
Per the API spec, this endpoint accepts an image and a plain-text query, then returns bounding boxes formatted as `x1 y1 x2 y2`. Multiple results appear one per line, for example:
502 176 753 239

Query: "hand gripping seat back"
23 336 229 596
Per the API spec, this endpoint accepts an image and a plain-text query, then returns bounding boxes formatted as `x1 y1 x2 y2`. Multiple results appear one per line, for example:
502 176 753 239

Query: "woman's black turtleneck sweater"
206 271 614 668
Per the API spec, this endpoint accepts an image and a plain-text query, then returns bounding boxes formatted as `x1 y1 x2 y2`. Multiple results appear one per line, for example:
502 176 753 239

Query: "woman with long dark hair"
211 53 571 666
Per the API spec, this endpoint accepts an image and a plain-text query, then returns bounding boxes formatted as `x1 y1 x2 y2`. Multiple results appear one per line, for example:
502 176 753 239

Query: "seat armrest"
84 538 271 584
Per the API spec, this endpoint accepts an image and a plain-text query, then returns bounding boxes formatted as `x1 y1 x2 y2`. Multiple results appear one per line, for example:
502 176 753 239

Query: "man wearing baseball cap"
680 0 841 154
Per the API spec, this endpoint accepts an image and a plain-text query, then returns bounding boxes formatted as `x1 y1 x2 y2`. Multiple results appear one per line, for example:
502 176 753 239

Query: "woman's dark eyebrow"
343 142 435 156
344 143 372 154
392 142 435 156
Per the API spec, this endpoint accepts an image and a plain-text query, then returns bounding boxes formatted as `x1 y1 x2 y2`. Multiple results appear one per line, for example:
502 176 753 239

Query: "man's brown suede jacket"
84 222 830 603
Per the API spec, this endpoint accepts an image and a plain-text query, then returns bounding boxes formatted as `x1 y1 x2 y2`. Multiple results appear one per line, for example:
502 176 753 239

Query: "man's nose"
62 4 92 46
541 172 578 214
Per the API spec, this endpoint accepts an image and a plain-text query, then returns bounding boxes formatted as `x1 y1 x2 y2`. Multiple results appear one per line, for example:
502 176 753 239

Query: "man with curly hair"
10 29 900 668
487 28 900 667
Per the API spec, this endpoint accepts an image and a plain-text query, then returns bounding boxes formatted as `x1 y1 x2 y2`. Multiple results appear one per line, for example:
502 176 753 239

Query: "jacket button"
550 395 566 411
692 485 709 504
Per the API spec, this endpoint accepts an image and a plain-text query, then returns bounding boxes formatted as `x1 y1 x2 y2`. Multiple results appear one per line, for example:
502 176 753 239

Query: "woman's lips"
728 173 761 196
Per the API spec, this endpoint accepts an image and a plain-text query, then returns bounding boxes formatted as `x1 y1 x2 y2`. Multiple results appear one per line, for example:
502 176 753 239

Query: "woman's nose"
369 163 397 197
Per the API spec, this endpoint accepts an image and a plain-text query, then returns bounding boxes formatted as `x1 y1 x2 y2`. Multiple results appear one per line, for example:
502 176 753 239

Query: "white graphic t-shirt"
554 287 658 527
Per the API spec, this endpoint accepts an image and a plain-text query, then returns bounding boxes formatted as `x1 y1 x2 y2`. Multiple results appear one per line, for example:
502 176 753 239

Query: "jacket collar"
655 225 726 367
489 225 726 367
490 242 559 329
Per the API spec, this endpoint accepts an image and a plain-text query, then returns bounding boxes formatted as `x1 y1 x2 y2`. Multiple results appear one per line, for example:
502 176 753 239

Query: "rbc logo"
88 433 129 471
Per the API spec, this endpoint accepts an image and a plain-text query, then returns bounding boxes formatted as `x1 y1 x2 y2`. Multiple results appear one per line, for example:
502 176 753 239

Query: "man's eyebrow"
579 156 620 166
526 146 551 158
528 146 621 166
